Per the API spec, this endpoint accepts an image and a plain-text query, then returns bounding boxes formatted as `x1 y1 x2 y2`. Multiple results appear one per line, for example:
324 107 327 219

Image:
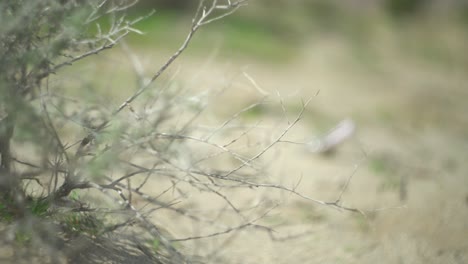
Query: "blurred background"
74 0 468 263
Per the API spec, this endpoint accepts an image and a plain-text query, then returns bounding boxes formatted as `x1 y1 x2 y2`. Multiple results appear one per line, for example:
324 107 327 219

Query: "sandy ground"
125 34 468 263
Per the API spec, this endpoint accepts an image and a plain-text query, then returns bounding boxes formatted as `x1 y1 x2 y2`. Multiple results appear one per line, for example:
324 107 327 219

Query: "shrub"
0 1 359 263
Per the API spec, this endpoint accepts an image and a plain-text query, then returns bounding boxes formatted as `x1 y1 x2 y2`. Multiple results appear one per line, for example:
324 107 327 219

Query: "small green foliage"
369 157 388 175
152 239 160 252
0 202 14 223
241 105 266 120
15 230 32 245
0 197 50 222
219 19 294 61
69 190 80 201
384 0 426 18
27 198 49 218
61 212 105 237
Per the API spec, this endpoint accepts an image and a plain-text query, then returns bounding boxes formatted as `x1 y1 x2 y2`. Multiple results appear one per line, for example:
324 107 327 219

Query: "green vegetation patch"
122 10 296 61
0 197 50 223
240 104 267 120
59 212 105 237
